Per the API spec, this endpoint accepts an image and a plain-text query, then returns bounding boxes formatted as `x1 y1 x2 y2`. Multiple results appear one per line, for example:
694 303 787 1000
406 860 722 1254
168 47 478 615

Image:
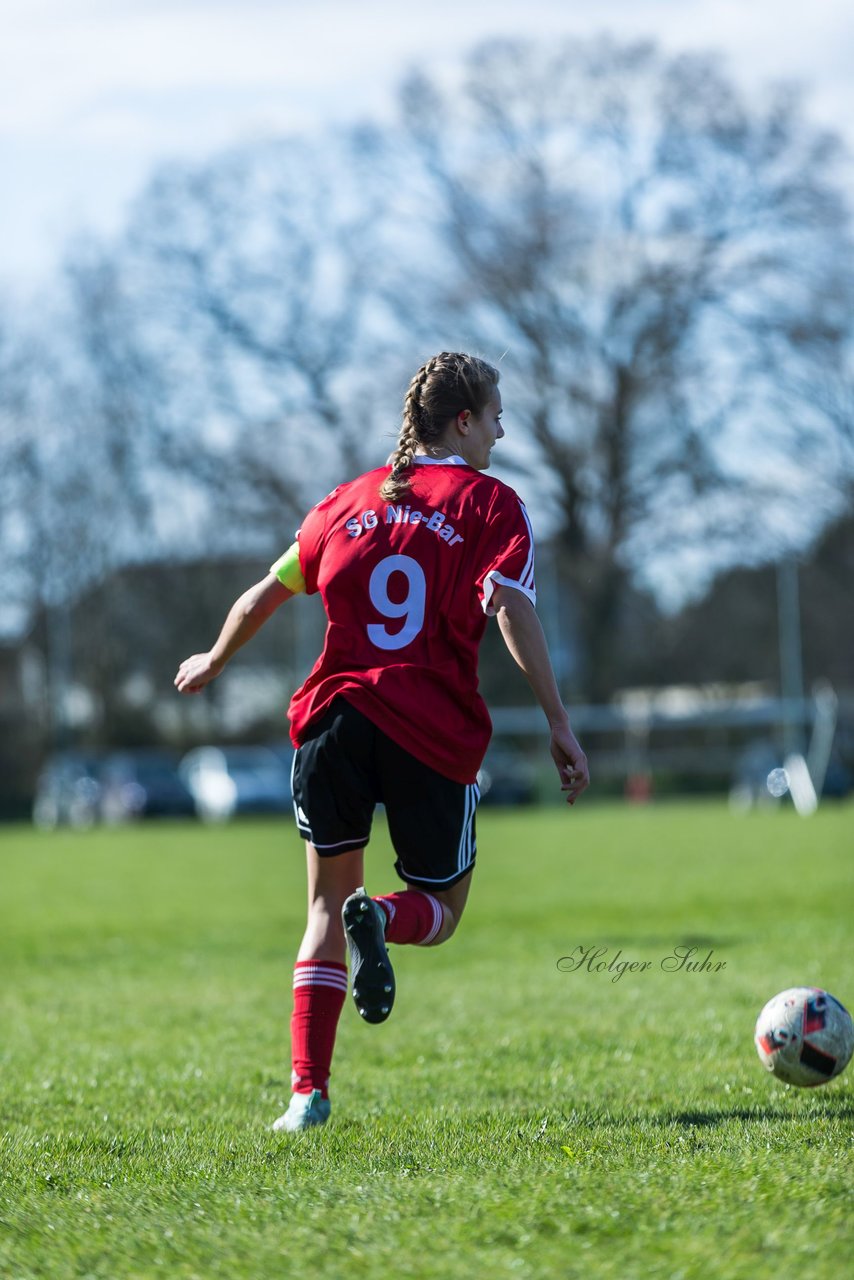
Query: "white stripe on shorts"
290 749 301 827
397 781 480 887
457 782 479 875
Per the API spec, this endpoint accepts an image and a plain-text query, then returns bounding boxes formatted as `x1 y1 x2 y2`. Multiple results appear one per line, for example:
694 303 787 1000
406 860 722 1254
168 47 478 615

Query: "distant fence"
489 686 851 797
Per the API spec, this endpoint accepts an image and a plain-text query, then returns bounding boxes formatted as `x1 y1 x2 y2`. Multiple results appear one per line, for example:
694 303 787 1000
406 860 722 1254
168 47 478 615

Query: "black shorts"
290 697 479 889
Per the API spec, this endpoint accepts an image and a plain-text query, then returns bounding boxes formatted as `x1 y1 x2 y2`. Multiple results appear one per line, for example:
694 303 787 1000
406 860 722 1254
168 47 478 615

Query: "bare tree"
25 132 395 741
0 262 171 745
115 129 401 538
9 38 850 742
395 36 854 697
0 310 38 634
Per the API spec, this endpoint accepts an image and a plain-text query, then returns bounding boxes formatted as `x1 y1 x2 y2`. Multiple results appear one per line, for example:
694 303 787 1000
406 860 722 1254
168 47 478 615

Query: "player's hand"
549 722 589 805
174 653 223 694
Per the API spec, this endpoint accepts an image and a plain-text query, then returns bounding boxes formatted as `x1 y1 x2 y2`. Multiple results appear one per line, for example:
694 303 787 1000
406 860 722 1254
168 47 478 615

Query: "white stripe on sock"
293 975 349 992
417 893 444 945
293 964 348 989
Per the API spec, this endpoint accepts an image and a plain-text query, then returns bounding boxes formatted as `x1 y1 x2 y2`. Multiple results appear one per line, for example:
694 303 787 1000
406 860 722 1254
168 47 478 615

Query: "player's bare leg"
273 843 365 1134
422 869 473 946
298 842 365 964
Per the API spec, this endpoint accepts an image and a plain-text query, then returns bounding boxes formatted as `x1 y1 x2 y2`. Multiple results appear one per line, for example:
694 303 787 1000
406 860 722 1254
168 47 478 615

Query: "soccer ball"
754 987 854 1087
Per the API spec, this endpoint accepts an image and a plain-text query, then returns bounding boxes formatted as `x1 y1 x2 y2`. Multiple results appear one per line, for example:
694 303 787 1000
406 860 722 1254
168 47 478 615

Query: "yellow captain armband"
270 541 306 593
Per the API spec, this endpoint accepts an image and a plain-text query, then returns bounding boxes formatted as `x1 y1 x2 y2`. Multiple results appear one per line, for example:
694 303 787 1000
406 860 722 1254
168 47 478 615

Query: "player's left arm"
492 583 590 804
174 573 294 694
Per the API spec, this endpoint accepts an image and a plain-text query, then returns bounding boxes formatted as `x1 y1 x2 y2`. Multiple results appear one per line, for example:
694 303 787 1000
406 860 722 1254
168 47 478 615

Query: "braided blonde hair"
380 352 500 502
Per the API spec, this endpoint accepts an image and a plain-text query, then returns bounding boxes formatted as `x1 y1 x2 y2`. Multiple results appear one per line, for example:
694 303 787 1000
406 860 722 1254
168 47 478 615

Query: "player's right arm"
174 574 294 694
491 583 590 804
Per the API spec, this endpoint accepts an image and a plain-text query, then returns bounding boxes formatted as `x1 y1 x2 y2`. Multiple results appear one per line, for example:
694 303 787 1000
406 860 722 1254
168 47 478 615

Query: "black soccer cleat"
342 888 396 1025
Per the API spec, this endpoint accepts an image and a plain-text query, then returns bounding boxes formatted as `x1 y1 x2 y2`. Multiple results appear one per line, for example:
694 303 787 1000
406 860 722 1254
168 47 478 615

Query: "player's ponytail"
380 352 499 502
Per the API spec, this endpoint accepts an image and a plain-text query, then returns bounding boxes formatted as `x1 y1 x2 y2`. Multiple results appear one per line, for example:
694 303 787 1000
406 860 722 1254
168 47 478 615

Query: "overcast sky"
3 0 854 293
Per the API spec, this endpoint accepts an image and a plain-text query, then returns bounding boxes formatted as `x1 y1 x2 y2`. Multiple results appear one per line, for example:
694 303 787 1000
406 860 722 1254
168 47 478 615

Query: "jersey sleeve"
477 491 537 615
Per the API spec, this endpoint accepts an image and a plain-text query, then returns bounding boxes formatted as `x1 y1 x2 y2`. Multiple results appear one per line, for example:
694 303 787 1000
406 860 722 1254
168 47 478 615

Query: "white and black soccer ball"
754 987 854 1087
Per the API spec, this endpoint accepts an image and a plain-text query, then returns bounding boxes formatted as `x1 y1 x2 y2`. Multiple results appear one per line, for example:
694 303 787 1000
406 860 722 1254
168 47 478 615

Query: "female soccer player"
175 352 589 1131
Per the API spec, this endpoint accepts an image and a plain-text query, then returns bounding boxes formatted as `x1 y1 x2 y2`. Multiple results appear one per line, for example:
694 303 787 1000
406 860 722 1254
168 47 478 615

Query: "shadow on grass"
661 1099 854 1127
596 935 745 950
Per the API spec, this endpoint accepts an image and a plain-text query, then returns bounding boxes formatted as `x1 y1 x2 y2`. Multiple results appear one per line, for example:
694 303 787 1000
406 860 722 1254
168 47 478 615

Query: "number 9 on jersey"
367 555 427 651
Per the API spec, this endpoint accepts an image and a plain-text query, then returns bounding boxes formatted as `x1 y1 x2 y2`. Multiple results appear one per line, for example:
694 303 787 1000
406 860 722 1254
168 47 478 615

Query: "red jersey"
285 456 536 783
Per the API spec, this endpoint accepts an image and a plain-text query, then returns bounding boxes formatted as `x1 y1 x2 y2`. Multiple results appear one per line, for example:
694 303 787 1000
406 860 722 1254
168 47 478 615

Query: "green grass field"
1 801 852 1279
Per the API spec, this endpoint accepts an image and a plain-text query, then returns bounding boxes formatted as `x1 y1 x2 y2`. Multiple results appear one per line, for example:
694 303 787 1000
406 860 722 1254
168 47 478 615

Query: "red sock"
290 960 347 1098
373 891 445 945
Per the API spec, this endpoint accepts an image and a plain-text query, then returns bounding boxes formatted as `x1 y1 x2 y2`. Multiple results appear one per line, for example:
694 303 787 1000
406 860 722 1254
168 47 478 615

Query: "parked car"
32 752 103 829
178 745 292 822
99 749 196 823
476 746 536 805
